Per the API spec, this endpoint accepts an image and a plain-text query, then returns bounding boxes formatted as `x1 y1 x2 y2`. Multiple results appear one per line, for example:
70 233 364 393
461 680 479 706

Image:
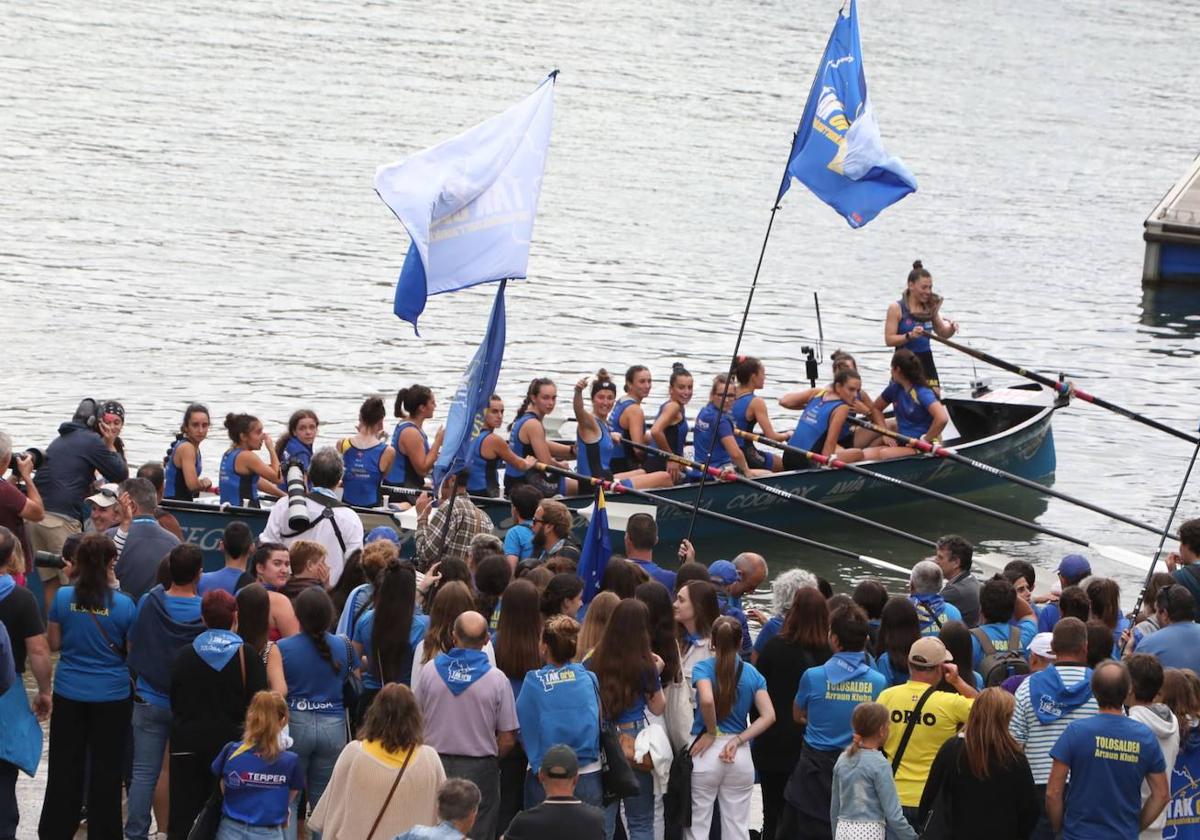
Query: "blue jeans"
604 767 655 840
125 700 172 840
525 769 603 809
287 709 347 840
216 817 286 840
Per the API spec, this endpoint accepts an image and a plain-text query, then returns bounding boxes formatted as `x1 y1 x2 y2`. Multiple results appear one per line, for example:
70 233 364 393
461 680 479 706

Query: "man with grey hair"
909 559 962 635
110 477 180 600
394 778 481 839
0 430 45 577
750 567 818 657
261 445 363 585
468 532 505 573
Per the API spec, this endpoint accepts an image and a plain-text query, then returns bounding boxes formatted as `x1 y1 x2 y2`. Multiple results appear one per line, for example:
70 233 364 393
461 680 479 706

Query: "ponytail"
711 616 741 720
511 378 554 429
394 385 432 419
293 588 339 673
224 412 258 446
890 348 928 388
907 259 931 285
733 355 762 386
846 701 890 758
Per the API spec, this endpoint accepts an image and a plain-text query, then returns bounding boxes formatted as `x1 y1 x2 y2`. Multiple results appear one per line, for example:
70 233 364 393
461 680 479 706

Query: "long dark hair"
495 579 543 682
421 557 471 614
711 616 743 719
678 580 720 641
395 385 433 419
422 581 475 662
540 573 584 619
474 555 511 624
73 533 116 611
373 562 417 682
589 599 655 719
236 583 271 654
294 588 338 673
876 597 920 679
937 620 975 690
275 409 319 460
890 348 928 389
636 581 681 684
779 586 831 649
511 377 555 427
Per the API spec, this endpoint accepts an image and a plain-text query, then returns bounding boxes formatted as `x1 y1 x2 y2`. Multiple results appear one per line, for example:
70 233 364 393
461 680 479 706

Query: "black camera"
34 550 65 570
9 448 44 473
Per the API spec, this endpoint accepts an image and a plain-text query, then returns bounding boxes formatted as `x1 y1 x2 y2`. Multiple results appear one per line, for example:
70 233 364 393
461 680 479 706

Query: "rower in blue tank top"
782 369 869 469
385 384 442 491
884 260 958 391
218 412 281 508
609 365 654 474
164 403 212 501
866 349 952 462
573 371 673 491
647 363 694 482
731 356 787 472
338 396 396 508
609 396 637 473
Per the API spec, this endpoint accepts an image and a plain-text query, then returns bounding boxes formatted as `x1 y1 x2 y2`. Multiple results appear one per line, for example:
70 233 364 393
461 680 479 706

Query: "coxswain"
608 365 652 473
504 377 575 497
883 260 958 390
781 368 867 467
647 362 694 483
385 384 444 492
692 374 766 478
732 356 787 472
163 403 213 501
573 372 672 490
865 348 950 460
338 396 395 507
219 412 283 508
466 394 537 498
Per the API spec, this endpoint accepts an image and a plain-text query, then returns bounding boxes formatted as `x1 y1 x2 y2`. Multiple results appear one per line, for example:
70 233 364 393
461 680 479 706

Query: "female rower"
866 348 950 460
647 362 694 482
386 385 444 491
275 408 319 475
692 374 767 478
219 412 283 508
780 369 868 467
164 403 212 501
609 365 653 473
884 260 958 390
779 350 885 450
573 372 673 490
504 377 576 497
338 396 395 508
466 394 537 497
732 356 788 472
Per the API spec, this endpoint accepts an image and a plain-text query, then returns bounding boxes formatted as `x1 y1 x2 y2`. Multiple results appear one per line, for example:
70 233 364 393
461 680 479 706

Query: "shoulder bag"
890 684 937 774
592 673 640 804
365 746 415 840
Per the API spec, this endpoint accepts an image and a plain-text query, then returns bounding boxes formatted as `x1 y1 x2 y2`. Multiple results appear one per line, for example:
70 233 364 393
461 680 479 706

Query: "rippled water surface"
4 0 1200 603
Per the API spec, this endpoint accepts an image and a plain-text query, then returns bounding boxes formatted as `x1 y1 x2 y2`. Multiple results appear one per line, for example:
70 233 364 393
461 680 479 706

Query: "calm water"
4 0 1200 607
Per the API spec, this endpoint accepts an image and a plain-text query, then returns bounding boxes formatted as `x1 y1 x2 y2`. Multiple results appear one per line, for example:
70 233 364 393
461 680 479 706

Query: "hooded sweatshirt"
1129 703 1180 840
34 421 129 522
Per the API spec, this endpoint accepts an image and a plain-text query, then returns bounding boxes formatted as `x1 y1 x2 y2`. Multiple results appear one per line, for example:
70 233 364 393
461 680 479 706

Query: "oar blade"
1091 543 1153 571
858 555 912 575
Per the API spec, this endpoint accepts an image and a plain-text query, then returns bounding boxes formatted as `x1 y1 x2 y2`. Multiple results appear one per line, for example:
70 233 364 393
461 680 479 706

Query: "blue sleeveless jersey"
645 401 689 473
341 441 386 507
219 449 259 508
386 420 428 488
609 397 639 471
506 412 539 481
467 430 501 496
277 436 313 493
897 297 933 353
577 415 616 480
880 381 939 439
693 403 734 469
789 392 847 453
164 438 201 501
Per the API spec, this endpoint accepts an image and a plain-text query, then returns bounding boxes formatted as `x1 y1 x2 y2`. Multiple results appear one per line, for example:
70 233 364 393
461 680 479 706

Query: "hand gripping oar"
930 334 1200 445
616 441 934 549
531 462 912 575
845 416 1179 543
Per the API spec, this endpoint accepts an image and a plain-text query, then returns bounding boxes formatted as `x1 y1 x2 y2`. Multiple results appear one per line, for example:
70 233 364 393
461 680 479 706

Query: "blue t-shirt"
874 652 908 687
278 632 351 715
690 657 767 736
199 566 249 597
753 616 784 655
911 597 962 636
1037 602 1061 634
970 618 1037 670
630 559 676 593
213 742 305 827
49 586 137 702
353 611 429 690
795 661 888 750
503 523 535 561
692 403 735 470
1134 621 1200 675
1050 714 1166 840
135 591 202 708
880 381 939 440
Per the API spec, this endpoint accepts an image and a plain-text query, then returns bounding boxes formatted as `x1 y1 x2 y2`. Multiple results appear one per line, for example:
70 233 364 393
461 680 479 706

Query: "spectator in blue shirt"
709 560 751 657
908 560 962 636
970 578 1037 671
1036 554 1092 633
1135 584 1200 674
503 485 541 569
623 513 676 592
750 568 817 660
199 521 256 596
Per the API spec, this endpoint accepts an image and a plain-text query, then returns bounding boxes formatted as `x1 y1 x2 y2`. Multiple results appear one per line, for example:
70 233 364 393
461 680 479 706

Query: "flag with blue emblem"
375 72 557 332
577 487 611 605
432 280 507 490
778 0 915 228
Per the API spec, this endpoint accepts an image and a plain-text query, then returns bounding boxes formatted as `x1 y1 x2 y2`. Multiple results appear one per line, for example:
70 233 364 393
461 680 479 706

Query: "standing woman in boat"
164 403 213 501
647 363 694 483
732 356 788 472
466 395 537 498
275 408 319 475
866 349 951 460
337 396 395 508
219 412 283 508
609 365 653 474
693 374 764 478
386 385 444 492
505 377 576 497
573 372 673 490
883 260 959 390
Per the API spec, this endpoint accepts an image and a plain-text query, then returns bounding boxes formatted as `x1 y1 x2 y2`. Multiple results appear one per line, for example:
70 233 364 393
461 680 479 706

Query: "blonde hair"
846 702 889 758
576 591 620 661
289 540 326 577
962 687 1020 779
243 691 288 761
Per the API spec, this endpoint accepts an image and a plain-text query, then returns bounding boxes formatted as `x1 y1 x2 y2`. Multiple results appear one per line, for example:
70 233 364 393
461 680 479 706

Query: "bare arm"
270 592 300 638
522 416 571 464
690 679 719 757
821 405 852 456
925 400 949 441
1141 771 1169 830
26 634 53 718
749 396 788 442
650 402 681 451
931 307 958 338
401 426 441 476
484 435 535 473
237 448 281 484
573 379 600 443
176 441 210 493
622 403 647 462
13 455 44 521
792 701 808 726
779 388 820 411
646 686 666 717
884 302 907 347
267 642 288 697
1046 760 1068 834
721 433 750 474
47 621 61 652
496 729 517 758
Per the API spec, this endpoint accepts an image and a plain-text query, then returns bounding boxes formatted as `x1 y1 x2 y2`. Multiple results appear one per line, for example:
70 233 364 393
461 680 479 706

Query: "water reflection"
1140 285 1200 352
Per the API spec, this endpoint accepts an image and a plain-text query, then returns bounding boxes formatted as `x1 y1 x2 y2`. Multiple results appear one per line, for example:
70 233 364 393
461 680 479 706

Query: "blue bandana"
911 592 947 630
434 648 492 696
0 575 14 603
825 651 871 686
192 629 244 671
1028 666 1094 724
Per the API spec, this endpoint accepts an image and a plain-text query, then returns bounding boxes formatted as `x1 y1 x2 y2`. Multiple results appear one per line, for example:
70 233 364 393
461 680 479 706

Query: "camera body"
8 447 44 474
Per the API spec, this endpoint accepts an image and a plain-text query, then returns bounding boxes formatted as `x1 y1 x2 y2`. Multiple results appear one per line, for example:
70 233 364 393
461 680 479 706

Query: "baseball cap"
541 744 579 779
86 484 121 508
908 636 953 667
708 560 739 587
1029 632 1056 660
365 526 401 545
1056 554 1091 584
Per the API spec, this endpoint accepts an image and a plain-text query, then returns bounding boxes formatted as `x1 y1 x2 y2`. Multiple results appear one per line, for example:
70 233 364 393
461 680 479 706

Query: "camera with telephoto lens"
8 447 44 473
34 550 65 570
284 459 310 530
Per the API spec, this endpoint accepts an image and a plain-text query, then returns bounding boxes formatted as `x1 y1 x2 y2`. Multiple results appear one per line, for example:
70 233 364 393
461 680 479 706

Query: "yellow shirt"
878 680 973 806
361 739 413 768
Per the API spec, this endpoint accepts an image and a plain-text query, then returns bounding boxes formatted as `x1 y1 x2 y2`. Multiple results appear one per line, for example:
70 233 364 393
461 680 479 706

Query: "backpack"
972 626 1030 687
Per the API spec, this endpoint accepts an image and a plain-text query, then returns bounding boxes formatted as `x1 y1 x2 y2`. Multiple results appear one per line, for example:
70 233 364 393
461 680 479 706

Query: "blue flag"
432 280 507 490
375 73 557 332
577 488 611 605
778 0 915 228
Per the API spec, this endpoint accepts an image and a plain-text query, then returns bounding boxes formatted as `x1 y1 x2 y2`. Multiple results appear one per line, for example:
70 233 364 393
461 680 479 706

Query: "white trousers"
686 736 754 840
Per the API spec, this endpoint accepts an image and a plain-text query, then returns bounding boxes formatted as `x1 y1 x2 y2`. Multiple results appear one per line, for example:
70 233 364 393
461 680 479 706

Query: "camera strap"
280 493 347 553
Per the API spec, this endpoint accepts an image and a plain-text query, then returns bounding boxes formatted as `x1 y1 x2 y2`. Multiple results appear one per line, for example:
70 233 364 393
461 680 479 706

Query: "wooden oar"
930 334 1200 445
845 417 1179 542
531 462 913 575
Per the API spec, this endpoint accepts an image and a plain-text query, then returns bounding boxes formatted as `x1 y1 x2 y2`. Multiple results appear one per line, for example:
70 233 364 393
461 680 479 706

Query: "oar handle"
732 428 846 469
617 438 738 481
843 417 940 455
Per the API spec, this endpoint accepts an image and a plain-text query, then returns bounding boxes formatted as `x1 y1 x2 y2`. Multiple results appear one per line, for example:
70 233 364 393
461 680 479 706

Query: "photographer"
0 431 44 577
29 400 129 612
260 446 363 587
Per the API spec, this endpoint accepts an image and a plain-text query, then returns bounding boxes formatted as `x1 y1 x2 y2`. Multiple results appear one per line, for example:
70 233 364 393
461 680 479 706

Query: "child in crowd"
504 485 541 568
829 702 917 840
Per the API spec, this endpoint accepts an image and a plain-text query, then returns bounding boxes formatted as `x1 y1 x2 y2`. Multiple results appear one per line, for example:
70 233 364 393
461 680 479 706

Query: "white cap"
1029 632 1056 660
86 484 120 508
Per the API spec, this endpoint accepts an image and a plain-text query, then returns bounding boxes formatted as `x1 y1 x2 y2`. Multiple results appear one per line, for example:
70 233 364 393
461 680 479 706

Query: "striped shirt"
1009 665 1098 784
